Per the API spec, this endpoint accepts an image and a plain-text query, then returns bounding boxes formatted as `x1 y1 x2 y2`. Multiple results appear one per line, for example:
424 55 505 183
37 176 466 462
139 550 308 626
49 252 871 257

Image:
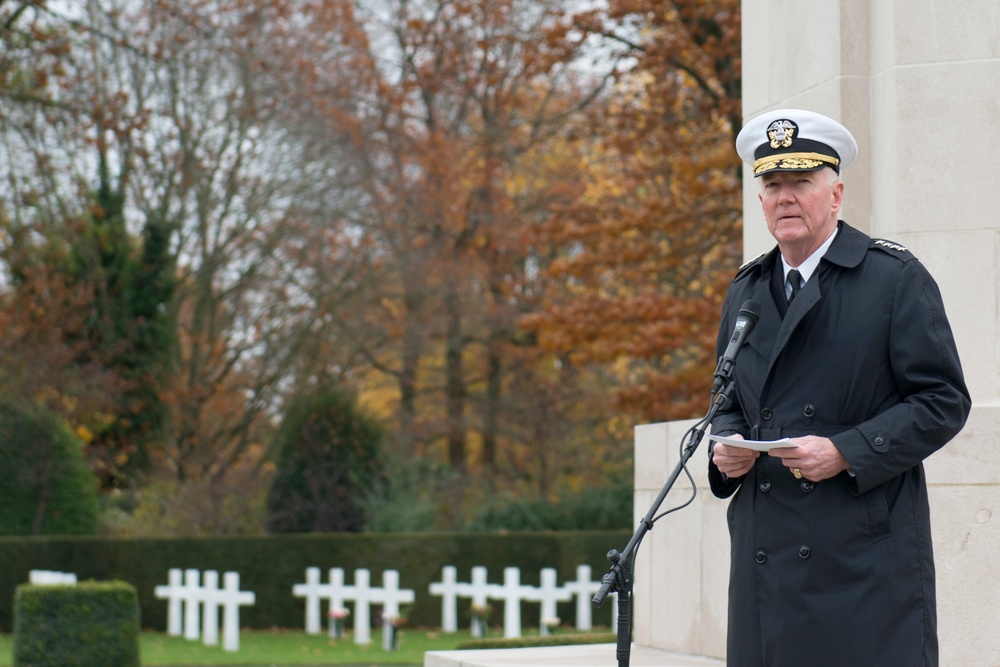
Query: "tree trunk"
399 289 423 454
482 343 501 469
444 285 466 471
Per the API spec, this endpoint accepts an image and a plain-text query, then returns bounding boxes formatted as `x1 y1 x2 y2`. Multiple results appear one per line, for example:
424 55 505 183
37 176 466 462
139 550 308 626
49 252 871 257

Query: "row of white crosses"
428 564 618 638
152 563 617 653
292 567 414 650
153 569 255 651
292 564 618 642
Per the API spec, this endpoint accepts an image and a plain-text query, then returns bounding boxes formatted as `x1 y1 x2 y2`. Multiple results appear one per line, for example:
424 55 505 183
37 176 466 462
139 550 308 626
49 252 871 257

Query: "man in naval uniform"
708 108 970 666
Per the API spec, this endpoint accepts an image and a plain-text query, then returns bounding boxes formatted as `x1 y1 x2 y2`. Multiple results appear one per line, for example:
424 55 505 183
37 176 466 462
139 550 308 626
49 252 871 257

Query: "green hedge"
13 580 140 667
0 531 629 633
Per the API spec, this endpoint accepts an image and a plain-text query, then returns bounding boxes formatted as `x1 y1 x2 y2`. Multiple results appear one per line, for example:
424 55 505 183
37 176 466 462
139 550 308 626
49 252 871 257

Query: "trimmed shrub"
0 398 99 536
13 580 140 667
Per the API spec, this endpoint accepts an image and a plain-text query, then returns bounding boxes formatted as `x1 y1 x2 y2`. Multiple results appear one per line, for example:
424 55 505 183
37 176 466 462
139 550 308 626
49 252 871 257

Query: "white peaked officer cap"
736 108 858 177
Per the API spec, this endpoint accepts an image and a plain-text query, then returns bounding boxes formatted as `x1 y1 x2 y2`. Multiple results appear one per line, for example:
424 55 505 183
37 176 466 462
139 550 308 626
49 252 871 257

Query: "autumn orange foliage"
524 0 743 423
0 0 745 525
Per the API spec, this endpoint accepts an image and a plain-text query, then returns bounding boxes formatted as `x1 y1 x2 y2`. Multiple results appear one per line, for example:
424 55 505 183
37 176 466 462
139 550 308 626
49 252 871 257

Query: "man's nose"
777 184 796 202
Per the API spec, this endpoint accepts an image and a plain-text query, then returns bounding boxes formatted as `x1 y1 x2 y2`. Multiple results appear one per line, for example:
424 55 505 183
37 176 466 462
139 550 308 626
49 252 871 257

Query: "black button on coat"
708 222 970 667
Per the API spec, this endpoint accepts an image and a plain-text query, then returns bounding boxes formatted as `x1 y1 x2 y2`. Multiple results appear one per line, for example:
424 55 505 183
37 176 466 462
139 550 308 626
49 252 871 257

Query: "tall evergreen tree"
0 397 99 536
70 156 177 486
267 387 385 533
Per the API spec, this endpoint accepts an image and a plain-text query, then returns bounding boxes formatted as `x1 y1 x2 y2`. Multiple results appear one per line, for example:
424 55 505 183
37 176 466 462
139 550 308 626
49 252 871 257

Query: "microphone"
712 299 761 394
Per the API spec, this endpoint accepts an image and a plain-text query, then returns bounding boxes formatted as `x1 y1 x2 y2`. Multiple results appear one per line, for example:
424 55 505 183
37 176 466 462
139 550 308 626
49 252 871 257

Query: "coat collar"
819 221 868 269
737 221 868 376
738 220 867 281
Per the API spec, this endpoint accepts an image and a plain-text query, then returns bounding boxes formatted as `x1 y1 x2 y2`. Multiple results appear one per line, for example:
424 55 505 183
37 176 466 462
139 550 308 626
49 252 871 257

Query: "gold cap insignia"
767 120 796 149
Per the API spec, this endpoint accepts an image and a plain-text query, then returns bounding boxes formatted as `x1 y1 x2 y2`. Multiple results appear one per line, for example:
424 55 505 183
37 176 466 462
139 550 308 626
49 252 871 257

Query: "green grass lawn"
0 626 615 665
0 627 467 666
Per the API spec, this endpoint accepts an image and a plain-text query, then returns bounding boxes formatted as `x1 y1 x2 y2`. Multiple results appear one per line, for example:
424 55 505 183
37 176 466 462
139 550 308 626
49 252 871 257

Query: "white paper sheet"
708 433 799 452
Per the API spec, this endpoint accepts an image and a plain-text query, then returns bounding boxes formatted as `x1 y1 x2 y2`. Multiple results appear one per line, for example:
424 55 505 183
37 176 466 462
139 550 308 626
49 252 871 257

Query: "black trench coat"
708 222 970 667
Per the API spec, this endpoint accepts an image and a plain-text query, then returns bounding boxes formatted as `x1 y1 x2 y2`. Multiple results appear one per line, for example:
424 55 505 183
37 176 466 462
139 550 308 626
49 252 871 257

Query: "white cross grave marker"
351 569 374 645
489 567 537 638
377 569 415 651
329 568 347 611
466 566 491 637
183 569 201 641
220 571 255 652
292 566 324 635
467 566 491 609
29 570 77 585
201 570 221 646
429 565 460 633
524 568 572 635
563 565 598 630
327 567 348 635
153 568 184 636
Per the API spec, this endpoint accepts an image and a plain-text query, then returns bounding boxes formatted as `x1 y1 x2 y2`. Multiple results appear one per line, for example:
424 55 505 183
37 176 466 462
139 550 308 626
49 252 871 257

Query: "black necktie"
787 269 802 303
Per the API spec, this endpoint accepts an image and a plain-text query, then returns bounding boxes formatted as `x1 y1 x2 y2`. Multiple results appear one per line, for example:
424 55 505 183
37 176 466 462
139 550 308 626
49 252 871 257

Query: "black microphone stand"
591 376 734 667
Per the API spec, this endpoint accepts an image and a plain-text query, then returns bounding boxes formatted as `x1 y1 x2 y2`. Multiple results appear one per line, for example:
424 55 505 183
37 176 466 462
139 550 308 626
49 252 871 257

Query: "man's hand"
711 435 759 478
769 435 850 481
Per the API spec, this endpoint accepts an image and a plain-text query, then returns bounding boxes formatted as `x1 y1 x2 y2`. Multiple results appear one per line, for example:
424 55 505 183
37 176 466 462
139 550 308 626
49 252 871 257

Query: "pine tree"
0 398 99 536
266 387 384 533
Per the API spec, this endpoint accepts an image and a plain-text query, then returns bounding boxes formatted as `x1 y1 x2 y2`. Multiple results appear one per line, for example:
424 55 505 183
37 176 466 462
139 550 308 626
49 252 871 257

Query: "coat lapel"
741 251 822 384
772 276 820 361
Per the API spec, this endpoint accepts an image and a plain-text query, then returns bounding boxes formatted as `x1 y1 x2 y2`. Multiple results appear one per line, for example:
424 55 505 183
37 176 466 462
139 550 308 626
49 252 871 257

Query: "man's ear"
831 180 845 213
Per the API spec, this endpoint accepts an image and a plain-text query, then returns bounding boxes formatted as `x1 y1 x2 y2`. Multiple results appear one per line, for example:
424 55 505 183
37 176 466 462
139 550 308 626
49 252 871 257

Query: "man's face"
758 169 843 255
